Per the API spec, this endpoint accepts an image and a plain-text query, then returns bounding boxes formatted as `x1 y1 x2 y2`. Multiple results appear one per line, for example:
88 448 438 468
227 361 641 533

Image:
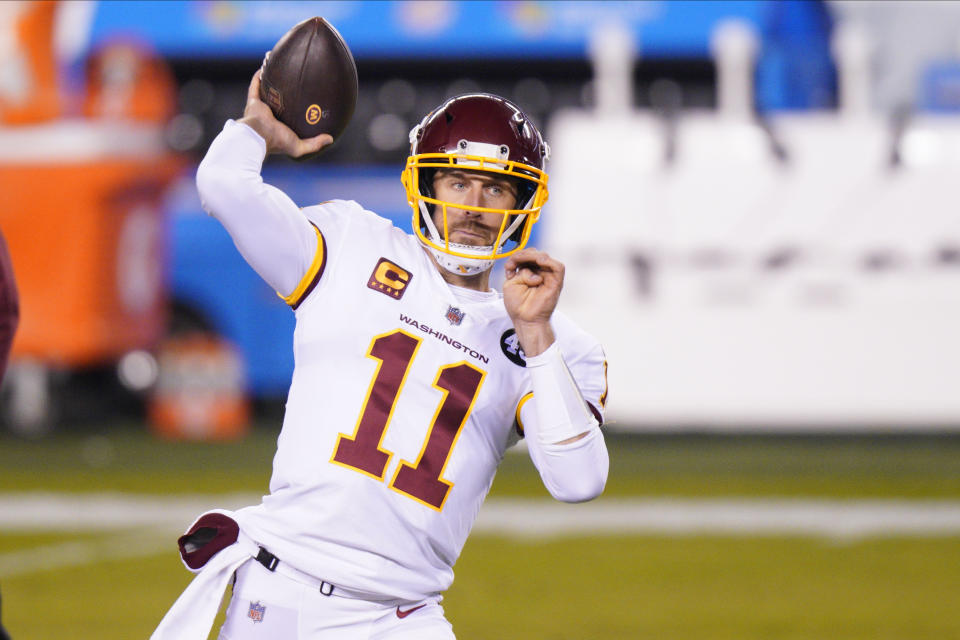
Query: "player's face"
431 169 519 246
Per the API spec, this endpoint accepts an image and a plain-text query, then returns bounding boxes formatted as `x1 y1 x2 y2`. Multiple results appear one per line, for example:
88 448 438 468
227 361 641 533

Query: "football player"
153 71 609 640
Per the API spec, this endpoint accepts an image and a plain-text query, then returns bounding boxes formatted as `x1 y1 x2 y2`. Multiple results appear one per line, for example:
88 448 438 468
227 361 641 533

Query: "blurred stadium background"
2 1 960 638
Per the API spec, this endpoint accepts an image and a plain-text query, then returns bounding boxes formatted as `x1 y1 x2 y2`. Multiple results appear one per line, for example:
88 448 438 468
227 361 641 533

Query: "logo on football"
259 17 357 145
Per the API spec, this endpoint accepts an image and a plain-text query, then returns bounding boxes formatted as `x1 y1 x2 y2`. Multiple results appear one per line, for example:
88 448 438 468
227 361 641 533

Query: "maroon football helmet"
401 93 550 275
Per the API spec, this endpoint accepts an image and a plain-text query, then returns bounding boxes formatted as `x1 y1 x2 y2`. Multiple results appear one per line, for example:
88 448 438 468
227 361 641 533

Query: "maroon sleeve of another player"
0 230 19 384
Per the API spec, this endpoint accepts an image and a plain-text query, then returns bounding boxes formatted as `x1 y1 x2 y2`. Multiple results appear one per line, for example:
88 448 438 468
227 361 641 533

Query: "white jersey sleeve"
195 120 319 301
516 315 609 502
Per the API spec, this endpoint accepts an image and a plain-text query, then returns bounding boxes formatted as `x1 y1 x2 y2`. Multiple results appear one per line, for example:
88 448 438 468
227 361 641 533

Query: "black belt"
255 546 334 596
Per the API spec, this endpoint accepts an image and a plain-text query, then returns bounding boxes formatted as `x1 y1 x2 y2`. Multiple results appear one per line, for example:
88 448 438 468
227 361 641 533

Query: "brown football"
259 17 357 144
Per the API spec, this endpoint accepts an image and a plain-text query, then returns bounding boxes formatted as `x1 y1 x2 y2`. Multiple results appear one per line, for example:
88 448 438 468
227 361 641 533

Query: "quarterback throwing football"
153 71 609 639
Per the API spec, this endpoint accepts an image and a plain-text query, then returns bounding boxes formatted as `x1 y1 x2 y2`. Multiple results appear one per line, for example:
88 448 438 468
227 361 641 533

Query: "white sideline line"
3 493 960 537
476 498 960 538
0 529 174 579
2 493 960 578
0 492 259 531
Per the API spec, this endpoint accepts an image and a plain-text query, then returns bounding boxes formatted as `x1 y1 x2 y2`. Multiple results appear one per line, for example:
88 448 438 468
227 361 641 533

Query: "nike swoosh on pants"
396 604 427 619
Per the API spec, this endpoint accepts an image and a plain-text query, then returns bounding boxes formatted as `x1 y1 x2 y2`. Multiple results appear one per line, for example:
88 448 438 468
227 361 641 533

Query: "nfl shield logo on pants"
248 601 266 623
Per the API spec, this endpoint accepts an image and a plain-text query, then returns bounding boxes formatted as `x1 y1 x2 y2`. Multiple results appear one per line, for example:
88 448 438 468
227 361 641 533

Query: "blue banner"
89 0 783 60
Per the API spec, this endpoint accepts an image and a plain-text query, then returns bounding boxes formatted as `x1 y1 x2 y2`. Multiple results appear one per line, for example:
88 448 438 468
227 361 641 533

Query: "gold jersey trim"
280 223 326 309
514 391 534 436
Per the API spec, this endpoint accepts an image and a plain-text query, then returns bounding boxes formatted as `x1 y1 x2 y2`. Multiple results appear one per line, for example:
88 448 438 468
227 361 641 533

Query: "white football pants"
217 559 456 640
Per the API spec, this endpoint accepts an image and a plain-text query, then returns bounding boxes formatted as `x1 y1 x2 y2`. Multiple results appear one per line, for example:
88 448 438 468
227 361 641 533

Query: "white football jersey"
235 200 607 601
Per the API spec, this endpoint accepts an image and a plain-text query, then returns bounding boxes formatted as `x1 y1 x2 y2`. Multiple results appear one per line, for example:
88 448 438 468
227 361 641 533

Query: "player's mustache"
449 220 498 236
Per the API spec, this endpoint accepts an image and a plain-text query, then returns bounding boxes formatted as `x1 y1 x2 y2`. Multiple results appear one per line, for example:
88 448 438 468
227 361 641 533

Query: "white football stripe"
0 529 173 579
2 493 960 538
475 498 960 539
0 492 258 531
2 494 960 578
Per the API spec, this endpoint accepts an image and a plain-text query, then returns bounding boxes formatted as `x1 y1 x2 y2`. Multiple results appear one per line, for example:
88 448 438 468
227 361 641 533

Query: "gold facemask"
402 152 549 262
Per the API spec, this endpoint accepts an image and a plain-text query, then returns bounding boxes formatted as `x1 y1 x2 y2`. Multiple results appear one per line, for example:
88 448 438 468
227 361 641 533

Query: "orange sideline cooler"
0 2 249 440
0 9 181 370
0 135 180 366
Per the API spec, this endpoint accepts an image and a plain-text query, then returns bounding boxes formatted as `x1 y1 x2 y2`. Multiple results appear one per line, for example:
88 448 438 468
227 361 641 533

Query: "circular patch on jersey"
500 329 526 367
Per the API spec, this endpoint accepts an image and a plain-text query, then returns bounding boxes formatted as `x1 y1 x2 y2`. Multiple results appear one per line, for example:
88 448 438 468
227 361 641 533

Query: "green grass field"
2 426 960 639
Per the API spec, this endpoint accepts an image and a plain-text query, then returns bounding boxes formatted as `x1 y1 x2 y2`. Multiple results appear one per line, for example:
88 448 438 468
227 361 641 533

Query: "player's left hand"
503 248 563 357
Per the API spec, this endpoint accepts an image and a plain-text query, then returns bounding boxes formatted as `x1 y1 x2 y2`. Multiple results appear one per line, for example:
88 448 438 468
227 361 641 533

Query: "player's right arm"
195 71 332 299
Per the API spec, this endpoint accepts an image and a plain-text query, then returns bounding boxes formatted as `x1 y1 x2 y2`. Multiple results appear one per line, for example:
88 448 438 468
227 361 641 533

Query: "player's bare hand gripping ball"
240 16 357 158
503 248 565 357
239 71 332 158
258 17 357 140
